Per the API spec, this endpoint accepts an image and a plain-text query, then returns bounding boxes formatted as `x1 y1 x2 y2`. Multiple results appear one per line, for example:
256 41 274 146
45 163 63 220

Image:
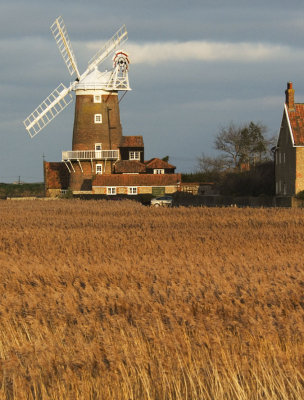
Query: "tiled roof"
144 158 176 169
119 136 144 147
93 173 181 187
287 103 304 145
114 160 146 173
181 182 215 186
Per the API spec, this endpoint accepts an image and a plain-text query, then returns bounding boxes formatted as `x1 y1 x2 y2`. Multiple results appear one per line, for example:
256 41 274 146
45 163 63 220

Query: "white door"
95 143 102 159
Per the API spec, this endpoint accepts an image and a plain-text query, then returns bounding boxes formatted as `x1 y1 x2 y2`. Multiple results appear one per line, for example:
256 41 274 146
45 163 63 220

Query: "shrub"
296 190 304 200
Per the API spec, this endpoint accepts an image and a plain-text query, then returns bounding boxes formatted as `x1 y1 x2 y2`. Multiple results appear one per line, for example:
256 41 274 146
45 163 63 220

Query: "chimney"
285 82 295 110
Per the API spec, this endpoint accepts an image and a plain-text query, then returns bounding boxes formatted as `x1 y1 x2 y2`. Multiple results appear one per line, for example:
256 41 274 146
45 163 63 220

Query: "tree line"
184 121 276 196
198 121 276 174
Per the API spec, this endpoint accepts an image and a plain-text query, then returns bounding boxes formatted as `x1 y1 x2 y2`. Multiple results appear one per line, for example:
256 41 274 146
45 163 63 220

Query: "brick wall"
46 189 61 198
72 93 122 151
44 162 69 194
295 147 304 193
138 187 152 194
93 185 178 195
68 160 117 191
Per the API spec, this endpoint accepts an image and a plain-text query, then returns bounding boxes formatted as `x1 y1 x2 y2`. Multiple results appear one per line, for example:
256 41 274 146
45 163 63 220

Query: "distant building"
44 69 181 197
276 82 304 195
44 132 181 197
179 182 216 196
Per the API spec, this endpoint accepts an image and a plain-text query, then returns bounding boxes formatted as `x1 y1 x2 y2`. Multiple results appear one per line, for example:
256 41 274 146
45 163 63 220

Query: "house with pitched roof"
275 82 304 196
92 135 180 197
45 134 181 197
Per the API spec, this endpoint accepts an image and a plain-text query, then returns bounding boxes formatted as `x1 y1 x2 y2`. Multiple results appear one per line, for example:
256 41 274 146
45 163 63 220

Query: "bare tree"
214 122 273 168
214 123 244 167
197 153 232 174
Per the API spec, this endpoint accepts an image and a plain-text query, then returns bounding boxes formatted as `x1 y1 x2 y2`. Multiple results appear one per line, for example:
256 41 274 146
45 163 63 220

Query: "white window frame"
107 187 116 195
129 151 140 160
96 164 103 175
95 143 102 151
153 169 165 174
128 187 138 195
94 95 101 103
94 114 102 124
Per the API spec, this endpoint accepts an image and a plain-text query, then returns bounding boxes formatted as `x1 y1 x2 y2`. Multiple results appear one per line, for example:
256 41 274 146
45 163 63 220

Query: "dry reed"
0 200 304 399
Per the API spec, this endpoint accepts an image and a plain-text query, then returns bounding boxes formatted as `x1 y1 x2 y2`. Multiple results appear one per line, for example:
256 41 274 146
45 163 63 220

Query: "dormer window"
154 169 164 174
94 95 101 103
129 151 140 160
94 114 102 123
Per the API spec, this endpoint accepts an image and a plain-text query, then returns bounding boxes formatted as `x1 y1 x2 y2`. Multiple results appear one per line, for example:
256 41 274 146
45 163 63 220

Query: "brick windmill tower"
23 16 131 191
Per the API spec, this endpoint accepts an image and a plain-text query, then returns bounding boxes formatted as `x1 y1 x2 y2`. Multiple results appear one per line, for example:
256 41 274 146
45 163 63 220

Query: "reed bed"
0 200 304 399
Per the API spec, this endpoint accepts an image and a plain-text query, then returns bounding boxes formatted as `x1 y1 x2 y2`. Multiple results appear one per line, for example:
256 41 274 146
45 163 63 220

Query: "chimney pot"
285 81 295 110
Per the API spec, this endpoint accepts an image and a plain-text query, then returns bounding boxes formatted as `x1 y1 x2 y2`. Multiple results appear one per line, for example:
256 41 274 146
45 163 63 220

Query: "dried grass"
0 200 304 399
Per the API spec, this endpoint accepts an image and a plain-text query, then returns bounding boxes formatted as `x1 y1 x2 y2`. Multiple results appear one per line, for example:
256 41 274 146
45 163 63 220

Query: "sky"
2 0 304 182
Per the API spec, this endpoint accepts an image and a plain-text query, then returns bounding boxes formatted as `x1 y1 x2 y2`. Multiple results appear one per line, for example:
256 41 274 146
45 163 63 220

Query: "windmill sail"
24 18 129 138
86 25 127 75
51 16 80 79
23 83 73 138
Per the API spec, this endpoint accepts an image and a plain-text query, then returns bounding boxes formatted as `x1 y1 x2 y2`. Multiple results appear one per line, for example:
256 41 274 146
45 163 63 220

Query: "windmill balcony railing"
62 150 119 161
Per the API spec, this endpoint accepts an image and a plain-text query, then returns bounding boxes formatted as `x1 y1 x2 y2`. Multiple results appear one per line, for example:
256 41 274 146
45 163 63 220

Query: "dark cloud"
1 0 304 180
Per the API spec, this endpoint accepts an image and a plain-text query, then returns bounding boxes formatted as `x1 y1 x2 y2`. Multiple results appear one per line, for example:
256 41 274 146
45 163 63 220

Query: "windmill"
23 16 131 190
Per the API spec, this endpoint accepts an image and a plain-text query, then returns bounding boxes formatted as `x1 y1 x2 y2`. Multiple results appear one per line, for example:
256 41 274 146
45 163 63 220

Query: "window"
95 143 102 158
129 151 140 160
283 153 286 163
278 152 281 164
153 169 164 174
128 187 137 195
94 114 102 123
107 187 116 195
94 95 101 103
96 164 103 174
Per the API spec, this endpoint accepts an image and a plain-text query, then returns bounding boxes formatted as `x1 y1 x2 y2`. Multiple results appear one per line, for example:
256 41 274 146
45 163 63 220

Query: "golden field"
1 200 304 399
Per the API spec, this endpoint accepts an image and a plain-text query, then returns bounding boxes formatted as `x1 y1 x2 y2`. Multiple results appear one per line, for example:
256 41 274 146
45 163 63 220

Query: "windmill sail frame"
23 83 73 138
23 17 129 138
50 16 80 79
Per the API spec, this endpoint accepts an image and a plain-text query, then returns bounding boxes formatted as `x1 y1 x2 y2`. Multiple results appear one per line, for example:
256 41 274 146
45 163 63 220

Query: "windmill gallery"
23 16 181 198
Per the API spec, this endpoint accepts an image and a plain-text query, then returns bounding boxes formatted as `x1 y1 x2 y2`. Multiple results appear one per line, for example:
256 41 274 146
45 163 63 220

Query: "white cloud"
86 40 300 65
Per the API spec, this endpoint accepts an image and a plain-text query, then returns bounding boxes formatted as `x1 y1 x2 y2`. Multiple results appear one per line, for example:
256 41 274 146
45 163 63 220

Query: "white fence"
62 150 119 160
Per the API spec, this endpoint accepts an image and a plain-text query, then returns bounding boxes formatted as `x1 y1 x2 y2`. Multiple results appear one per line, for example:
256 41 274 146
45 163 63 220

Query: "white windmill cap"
76 67 113 90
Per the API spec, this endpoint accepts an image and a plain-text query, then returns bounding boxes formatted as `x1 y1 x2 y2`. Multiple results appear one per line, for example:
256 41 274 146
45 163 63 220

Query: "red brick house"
24 20 180 197
275 82 304 195
144 158 176 174
45 132 180 197
92 173 181 196
42 44 180 197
